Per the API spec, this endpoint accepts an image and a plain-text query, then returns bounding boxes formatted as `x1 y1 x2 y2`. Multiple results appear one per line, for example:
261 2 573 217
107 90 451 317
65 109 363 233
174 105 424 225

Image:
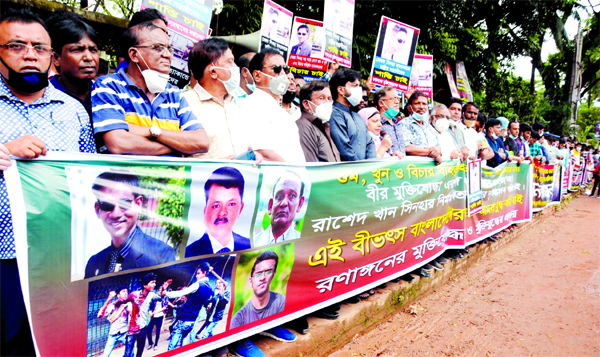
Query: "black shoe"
290 317 309 334
346 295 361 304
389 277 402 283
324 303 341 312
430 260 444 271
313 310 339 320
436 256 448 265
489 236 498 242
456 252 465 259
445 252 460 260
422 264 434 272
462 248 471 254
479 239 488 244
417 268 431 278
377 283 387 289
400 274 415 282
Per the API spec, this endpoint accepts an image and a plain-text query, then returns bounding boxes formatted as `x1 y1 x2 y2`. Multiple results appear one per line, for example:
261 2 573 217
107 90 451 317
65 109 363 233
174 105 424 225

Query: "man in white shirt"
255 171 305 247
238 49 306 163
430 104 460 160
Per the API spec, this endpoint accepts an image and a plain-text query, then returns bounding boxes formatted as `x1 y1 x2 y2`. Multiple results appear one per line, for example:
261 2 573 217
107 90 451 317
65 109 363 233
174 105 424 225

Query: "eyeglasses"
97 199 135 212
382 97 400 103
263 64 290 75
433 114 451 120
133 44 174 55
298 31 308 36
253 269 274 279
397 38 405 45
0 43 53 58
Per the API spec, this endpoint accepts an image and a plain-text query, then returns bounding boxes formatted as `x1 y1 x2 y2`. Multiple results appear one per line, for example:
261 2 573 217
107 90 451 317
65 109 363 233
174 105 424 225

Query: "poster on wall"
370 16 420 92
323 0 355 67
259 0 294 59
455 61 473 102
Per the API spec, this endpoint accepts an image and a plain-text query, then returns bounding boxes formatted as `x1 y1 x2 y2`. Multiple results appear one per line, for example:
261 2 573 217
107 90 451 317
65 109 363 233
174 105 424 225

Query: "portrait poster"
287 17 329 81
456 61 474 102
259 0 294 59
323 0 355 67
467 159 483 217
6 155 532 357
445 62 461 99
168 30 194 88
595 122 600 140
370 16 420 92
409 54 433 109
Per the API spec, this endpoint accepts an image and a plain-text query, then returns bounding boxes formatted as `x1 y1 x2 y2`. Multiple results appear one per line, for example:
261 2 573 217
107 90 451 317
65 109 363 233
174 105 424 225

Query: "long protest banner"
532 162 562 212
287 17 329 81
370 16 420 92
259 0 293 59
323 0 355 67
6 155 532 357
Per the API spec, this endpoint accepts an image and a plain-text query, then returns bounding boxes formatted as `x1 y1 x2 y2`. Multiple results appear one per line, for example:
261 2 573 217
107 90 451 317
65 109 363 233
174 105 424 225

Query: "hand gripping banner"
5 154 532 356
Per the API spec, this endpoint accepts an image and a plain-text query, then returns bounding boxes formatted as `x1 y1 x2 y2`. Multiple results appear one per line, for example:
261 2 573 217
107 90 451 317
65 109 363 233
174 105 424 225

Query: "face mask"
463 119 476 128
309 101 333 122
244 74 256 93
491 132 498 140
282 90 296 104
434 118 450 133
136 51 169 93
576 147 581 151
0 56 49 94
344 86 362 106
258 71 290 96
214 66 240 95
509 134 518 140
411 106 429 122
382 102 399 120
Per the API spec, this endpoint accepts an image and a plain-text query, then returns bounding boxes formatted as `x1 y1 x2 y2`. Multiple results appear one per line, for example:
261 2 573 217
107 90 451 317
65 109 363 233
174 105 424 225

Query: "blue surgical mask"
410 105 429 122
382 102 399 120
509 134 517 140
491 132 498 140
245 76 256 93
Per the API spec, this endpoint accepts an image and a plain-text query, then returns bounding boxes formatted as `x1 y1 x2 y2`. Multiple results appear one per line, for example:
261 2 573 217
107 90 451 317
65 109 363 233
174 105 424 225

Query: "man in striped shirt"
91 22 208 156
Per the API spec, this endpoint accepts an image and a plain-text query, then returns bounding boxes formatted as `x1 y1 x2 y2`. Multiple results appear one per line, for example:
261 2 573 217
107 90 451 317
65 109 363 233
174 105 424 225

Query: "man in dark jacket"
85 171 175 278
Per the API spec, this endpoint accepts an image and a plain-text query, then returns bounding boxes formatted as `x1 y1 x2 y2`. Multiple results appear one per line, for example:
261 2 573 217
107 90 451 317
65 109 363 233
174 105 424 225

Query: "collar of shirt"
262 225 299 245
193 82 233 106
111 225 138 256
207 231 234 253
118 67 169 106
333 100 351 113
252 87 280 106
0 77 63 105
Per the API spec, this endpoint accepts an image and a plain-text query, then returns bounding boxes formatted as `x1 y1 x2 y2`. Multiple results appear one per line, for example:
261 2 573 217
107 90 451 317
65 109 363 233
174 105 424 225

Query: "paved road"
328 194 600 357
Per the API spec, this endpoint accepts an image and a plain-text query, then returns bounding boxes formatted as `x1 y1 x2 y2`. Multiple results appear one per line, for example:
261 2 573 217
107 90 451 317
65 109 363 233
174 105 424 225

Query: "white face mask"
136 51 170 93
434 118 450 133
213 65 240 95
258 71 290 95
309 101 333 122
344 86 362 106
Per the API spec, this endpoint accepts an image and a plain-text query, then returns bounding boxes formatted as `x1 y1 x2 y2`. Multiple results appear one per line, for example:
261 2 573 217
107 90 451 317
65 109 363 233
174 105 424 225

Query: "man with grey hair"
374 86 405 158
430 104 460 160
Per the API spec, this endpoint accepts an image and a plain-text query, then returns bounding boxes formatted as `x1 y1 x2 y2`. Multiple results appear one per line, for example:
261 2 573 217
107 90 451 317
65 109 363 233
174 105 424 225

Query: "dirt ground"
328 194 600 357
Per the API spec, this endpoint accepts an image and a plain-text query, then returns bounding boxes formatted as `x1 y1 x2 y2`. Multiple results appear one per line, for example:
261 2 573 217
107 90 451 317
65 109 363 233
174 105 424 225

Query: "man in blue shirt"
92 22 208 156
398 91 442 164
46 12 98 118
328 67 376 161
0 8 96 356
484 118 507 168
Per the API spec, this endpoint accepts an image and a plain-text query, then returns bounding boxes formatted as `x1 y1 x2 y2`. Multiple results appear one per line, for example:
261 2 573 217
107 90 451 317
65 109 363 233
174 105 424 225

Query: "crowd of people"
1 7 599 357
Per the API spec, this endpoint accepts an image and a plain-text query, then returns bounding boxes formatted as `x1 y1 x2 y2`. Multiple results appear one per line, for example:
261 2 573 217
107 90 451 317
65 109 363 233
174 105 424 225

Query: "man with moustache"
398 90 441 164
255 171 306 247
186 167 251 257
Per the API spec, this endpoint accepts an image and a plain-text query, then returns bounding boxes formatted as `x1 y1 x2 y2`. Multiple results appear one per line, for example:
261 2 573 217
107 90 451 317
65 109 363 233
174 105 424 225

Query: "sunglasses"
264 64 291 75
397 38 405 44
97 199 135 212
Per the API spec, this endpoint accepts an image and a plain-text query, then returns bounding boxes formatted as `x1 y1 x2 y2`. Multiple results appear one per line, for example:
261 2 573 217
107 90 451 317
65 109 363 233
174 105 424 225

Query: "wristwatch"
150 125 161 138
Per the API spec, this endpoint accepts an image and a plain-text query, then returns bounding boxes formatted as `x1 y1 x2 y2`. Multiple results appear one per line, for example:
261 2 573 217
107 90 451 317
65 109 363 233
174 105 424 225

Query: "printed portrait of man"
382 24 410 64
186 167 251 257
254 171 305 247
291 24 312 57
84 171 176 279
230 250 285 328
264 7 279 39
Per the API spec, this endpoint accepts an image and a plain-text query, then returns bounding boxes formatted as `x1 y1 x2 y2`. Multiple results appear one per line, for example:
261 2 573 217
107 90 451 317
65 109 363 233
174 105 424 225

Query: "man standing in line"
329 67 376 161
374 86 405 157
0 9 96 355
398 91 441 164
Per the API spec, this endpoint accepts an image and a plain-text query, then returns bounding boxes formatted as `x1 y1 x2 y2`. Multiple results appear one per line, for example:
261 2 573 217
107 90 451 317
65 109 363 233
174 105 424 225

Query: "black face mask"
282 90 296 104
0 56 49 94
